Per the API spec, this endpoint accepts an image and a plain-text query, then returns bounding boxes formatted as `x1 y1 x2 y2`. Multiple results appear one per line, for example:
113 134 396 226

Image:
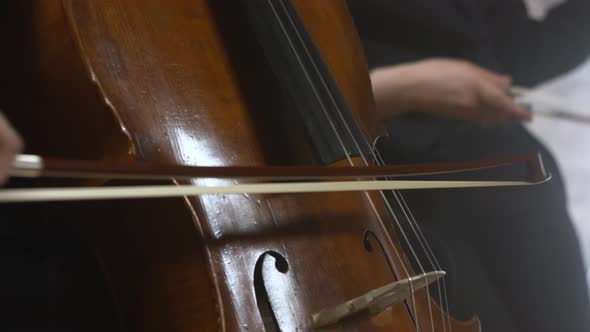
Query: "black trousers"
379 1 590 330
0 206 116 332
383 120 590 331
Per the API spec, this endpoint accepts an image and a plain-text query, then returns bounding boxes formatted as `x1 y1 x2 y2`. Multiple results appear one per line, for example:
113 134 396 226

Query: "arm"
370 58 532 124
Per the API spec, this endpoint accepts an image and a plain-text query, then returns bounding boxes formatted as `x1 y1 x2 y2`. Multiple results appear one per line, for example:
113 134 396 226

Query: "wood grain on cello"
0 0 513 330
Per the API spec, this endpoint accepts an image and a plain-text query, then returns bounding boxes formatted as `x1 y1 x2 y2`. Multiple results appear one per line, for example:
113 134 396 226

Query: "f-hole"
363 229 417 326
254 251 289 332
363 230 398 278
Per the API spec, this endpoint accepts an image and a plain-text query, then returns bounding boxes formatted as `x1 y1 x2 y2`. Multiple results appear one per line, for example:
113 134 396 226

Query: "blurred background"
525 58 590 285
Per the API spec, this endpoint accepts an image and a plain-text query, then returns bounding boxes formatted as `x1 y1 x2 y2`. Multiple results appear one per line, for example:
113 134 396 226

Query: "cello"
1 0 541 330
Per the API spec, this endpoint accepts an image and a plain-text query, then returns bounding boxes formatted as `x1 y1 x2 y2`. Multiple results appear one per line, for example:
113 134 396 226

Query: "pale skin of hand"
0 113 23 184
370 58 532 124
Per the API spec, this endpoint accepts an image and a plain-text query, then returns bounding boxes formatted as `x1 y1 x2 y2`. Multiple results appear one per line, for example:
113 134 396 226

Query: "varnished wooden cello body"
0 0 482 331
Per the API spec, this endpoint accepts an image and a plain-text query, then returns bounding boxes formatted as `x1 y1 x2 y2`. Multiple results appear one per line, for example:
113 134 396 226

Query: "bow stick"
511 85 590 124
0 153 550 203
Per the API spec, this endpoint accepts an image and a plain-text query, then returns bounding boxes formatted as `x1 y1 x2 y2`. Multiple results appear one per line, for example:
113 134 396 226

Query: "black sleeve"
359 39 425 70
347 0 479 70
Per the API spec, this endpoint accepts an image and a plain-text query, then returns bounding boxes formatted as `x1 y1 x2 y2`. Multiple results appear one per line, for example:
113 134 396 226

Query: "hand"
370 58 532 124
0 113 23 184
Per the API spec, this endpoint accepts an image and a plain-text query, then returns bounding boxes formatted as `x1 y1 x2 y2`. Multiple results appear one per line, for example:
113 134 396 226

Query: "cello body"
0 1 481 331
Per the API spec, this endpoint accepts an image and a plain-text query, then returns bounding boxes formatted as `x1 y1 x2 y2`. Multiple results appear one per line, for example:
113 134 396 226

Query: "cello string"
264 0 421 327
371 140 452 330
273 3 454 328
371 148 452 331
265 0 414 278
272 1 444 329
398 191 453 332
369 148 449 330
275 2 464 330
264 0 413 285
271 1 441 328
271 0 432 328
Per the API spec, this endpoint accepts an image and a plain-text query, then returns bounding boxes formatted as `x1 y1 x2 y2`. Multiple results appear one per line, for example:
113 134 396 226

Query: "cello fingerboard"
237 0 371 165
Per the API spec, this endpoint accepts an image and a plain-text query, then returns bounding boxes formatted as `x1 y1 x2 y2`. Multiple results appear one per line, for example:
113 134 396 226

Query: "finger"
494 75 512 90
0 156 13 185
481 86 533 122
0 113 23 153
475 66 512 90
0 113 24 184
